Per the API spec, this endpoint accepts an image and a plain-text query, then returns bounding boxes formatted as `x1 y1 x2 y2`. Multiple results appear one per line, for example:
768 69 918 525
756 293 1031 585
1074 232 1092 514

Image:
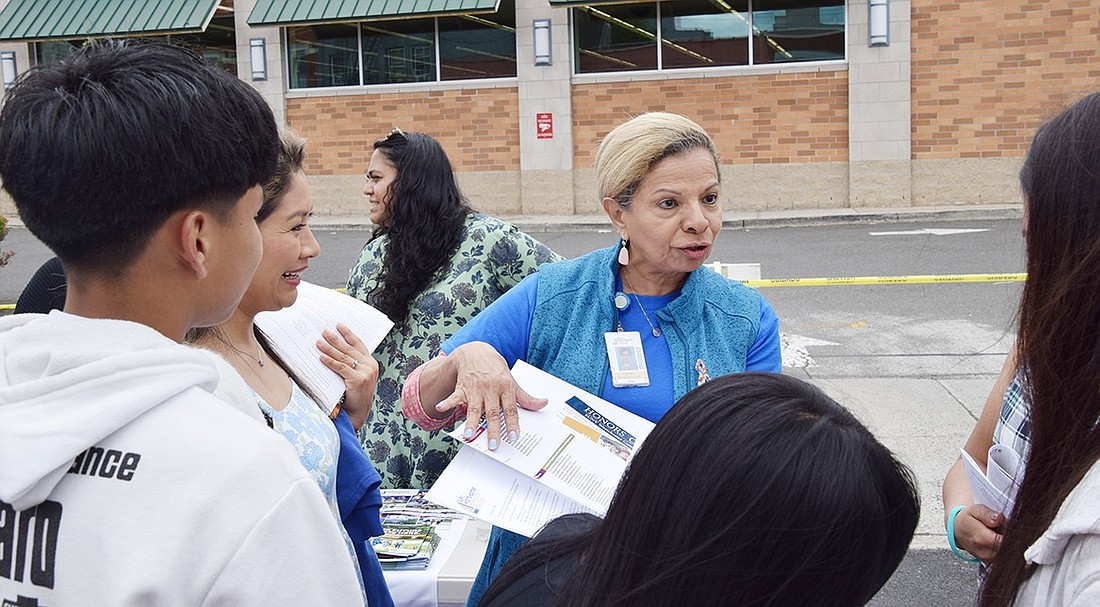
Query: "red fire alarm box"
536 113 553 139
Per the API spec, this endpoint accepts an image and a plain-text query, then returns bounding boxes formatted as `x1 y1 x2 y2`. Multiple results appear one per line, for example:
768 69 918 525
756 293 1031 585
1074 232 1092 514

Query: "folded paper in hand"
255 281 394 406
960 444 1025 518
425 361 655 538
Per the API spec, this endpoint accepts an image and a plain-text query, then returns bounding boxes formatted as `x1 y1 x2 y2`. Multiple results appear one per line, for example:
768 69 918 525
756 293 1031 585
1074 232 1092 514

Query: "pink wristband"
401 353 464 432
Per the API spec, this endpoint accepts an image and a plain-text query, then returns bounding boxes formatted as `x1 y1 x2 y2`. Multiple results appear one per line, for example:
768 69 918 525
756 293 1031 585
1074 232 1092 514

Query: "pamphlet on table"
426 361 655 537
255 281 394 405
373 490 466 569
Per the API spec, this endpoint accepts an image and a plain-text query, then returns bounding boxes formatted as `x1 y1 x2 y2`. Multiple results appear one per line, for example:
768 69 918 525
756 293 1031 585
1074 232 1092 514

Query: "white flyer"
960 444 1025 518
255 281 394 406
426 361 655 536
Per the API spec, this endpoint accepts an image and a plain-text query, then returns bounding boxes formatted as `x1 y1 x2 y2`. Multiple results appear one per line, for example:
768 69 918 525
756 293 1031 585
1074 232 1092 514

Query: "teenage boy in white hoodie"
0 42 364 605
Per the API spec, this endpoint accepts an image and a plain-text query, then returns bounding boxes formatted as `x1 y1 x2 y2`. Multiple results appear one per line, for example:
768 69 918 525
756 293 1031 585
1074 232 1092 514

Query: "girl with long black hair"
480 373 920 607
978 91 1100 606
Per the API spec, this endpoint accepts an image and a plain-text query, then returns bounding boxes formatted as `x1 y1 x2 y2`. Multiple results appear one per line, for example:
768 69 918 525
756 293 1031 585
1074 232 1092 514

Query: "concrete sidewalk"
307 203 1023 231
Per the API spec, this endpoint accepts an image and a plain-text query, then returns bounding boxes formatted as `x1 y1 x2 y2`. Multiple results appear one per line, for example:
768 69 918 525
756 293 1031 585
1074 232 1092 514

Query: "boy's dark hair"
0 40 279 273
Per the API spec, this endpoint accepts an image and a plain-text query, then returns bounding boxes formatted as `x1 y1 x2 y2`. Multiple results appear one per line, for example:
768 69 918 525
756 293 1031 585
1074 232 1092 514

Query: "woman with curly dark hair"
346 129 561 489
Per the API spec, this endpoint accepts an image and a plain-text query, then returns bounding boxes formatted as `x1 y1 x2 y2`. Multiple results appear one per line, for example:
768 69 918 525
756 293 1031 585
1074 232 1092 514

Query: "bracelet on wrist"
329 393 346 421
946 505 982 563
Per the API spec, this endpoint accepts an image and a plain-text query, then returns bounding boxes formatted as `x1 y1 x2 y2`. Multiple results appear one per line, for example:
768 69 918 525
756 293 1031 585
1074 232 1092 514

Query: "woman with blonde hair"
401 112 781 605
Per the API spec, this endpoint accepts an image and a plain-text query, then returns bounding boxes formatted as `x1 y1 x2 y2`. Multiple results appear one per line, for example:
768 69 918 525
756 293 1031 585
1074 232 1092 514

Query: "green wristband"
946 505 982 563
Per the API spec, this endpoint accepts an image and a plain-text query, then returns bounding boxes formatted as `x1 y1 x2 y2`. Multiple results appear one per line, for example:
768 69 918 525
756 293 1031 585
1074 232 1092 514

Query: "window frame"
569 0 847 77
284 6 518 92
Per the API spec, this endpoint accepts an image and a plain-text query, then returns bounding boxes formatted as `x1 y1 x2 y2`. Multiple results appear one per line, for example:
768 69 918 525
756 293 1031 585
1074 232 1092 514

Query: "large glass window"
753 0 845 64
439 13 517 81
574 4 658 73
361 20 435 85
574 0 844 74
175 14 237 72
288 0 517 89
288 24 359 88
35 40 81 65
661 0 750 69
34 15 238 74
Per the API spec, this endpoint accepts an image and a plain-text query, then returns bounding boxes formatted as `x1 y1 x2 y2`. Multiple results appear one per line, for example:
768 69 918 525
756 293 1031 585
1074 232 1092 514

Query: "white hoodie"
1015 460 1100 606
0 311 364 606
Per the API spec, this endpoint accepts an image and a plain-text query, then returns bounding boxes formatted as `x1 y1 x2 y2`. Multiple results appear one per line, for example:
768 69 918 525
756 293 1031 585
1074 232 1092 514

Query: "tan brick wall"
571 71 849 168
912 0 1100 159
285 87 521 176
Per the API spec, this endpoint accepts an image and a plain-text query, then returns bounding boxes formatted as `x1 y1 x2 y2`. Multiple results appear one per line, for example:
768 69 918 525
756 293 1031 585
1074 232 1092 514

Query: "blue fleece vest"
466 244 765 607
527 244 760 400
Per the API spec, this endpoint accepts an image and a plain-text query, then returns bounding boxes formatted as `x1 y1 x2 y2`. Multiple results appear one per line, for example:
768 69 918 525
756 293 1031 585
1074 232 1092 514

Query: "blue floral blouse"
254 382 365 595
346 213 561 489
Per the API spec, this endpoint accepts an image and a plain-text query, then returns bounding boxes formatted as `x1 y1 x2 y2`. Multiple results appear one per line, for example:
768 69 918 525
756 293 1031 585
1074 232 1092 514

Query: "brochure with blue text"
426 361 654 537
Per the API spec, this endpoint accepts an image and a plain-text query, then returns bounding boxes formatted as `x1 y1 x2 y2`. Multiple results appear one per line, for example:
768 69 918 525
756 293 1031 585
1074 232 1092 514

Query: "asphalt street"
1 217 1025 605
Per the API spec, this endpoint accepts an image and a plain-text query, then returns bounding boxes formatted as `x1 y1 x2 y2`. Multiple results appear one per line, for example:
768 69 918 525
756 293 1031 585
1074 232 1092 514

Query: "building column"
847 0 912 207
0 0 27 216
515 0 575 214
233 0 287 125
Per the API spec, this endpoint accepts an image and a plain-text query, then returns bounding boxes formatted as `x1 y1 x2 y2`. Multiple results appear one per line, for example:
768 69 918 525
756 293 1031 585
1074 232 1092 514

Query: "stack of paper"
255 281 394 406
373 490 466 570
380 489 465 526
426 361 655 538
961 444 1026 517
371 521 441 569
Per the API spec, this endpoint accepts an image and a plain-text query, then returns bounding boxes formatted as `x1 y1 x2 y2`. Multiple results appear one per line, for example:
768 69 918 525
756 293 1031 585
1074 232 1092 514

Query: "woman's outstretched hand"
436 342 548 450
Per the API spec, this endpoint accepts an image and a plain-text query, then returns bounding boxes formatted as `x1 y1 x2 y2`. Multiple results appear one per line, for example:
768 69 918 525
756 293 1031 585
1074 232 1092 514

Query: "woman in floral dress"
346 130 561 489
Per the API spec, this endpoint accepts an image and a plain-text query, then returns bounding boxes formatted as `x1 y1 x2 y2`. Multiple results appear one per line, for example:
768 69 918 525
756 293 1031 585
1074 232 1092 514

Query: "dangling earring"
618 238 630 266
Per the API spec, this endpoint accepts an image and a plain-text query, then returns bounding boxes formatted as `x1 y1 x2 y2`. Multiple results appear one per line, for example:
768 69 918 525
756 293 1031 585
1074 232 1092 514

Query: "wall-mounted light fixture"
250 38 267 81
533 19 552 66
868 0 889 47
1 52 17 89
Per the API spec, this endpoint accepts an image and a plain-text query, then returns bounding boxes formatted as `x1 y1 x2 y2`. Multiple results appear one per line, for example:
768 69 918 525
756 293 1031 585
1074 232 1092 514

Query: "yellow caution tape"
742 273 1026 288
0 273 1027 311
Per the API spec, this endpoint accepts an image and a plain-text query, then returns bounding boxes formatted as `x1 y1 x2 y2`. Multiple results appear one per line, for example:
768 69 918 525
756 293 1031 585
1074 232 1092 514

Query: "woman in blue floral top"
346 130 562 489
193 129 393 606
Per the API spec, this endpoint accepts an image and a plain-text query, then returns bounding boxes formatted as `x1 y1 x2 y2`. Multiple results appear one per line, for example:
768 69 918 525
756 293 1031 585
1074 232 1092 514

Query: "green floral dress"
346 213 562 489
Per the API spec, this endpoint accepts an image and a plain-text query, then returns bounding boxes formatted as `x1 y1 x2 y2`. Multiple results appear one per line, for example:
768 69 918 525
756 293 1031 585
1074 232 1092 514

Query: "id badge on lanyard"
605 331 650 387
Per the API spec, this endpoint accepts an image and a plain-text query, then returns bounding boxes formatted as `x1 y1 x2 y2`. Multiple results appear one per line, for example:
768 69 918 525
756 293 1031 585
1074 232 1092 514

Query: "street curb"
303 205 1022 232
500 205 1023 233
5 205 1022 232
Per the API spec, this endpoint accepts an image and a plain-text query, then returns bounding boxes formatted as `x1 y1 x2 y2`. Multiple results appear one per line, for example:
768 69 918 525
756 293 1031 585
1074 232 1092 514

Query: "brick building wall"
572 70 849 166
7 1 1099 219
570 69 851 212
911 0 1100 159
284 68 853 217
285 86 522 216
909 0 1100 205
